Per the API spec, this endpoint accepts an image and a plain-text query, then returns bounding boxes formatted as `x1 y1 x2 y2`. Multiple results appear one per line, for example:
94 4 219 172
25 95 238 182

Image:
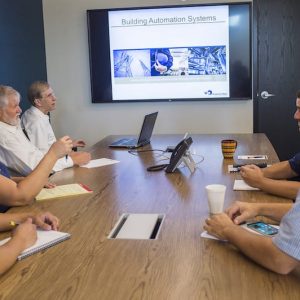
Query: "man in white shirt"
22 81 86 152
0 85 90 176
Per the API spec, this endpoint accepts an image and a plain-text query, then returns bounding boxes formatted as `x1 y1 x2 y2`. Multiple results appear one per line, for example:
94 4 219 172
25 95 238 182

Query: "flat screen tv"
87 3 252 103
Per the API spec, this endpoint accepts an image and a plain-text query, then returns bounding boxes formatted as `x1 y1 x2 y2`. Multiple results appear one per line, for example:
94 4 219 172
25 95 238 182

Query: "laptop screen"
137 112 158 145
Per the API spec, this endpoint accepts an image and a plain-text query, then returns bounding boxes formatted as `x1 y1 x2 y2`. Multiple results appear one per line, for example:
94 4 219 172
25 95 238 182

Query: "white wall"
43 0 253 146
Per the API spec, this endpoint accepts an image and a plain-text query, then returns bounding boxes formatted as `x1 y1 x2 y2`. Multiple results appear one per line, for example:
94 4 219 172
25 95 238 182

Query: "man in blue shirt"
240 90 300 200
204 199 300 274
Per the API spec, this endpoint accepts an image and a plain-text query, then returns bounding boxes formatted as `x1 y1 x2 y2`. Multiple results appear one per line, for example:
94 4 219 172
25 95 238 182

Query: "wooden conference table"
1 134 300 300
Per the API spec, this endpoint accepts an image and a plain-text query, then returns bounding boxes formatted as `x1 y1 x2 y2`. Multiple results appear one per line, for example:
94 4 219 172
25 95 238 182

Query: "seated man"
240 90 300 200
0 85 90 176
0 210 59 275
204 200 299 274
0 136 73 212
22 81 86 152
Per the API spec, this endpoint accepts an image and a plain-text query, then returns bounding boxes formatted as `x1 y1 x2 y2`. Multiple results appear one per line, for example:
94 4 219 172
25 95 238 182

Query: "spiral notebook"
0 230 71 260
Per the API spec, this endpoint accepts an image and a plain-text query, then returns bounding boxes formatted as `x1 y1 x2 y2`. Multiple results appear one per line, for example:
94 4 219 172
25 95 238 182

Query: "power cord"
128 148 205 171
128 149 167 157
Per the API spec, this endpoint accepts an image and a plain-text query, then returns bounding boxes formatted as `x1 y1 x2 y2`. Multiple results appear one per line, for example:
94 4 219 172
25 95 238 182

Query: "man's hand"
32 212 60 231
226 201 260 225
203 213 235 240
70 152 91 166
12 218 37 249
44 181 56 189
49 136 73 159
240 165 264 188
72 139 86 148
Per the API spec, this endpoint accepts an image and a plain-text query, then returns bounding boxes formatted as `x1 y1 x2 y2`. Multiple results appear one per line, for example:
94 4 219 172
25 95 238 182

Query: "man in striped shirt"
204 199 300 274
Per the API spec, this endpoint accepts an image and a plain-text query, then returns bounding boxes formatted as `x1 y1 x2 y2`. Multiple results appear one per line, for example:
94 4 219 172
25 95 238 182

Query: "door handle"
260 91 275 99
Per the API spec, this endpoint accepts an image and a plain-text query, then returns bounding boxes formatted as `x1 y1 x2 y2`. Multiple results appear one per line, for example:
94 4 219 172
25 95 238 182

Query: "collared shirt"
0 161 10 178
288 152 300 175
272 196 300 261
21 106 56 153
0 120 73 176
0 162 11 212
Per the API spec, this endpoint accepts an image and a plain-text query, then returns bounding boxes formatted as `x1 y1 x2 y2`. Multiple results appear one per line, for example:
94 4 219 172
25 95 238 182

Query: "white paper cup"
205 184 226 214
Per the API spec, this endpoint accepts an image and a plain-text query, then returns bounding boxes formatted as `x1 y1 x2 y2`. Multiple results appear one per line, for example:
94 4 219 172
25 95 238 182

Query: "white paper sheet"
200 231 227 241
233 180 260 191
81 158 120 169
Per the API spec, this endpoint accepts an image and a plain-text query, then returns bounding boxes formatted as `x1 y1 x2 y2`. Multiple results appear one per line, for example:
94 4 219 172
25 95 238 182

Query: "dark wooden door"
253 0 300 160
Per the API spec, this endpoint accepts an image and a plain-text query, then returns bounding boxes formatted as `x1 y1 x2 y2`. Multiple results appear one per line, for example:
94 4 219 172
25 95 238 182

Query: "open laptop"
109 112 158 148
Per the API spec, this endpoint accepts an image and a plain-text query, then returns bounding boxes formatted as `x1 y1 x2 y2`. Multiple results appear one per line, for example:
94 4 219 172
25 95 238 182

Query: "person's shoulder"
22 106 37 118
0 122 16 139
22 107 32 120
22 107 43 126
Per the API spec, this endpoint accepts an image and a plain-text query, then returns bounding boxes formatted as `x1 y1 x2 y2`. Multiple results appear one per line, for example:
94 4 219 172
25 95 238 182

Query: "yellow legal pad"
36 183 93 201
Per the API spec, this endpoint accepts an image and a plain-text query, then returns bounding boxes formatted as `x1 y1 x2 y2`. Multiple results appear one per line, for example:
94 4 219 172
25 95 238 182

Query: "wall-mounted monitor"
87 3 252 103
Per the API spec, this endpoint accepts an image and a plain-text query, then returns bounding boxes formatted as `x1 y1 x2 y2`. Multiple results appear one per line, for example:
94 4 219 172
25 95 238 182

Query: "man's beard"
7 116 20 126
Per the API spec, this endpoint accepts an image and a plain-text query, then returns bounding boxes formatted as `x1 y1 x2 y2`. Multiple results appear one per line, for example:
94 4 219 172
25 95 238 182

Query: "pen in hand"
65 154 68 161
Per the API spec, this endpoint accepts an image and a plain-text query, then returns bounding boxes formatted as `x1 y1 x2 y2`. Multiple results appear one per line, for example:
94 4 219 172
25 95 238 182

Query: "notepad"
0 230 71 260
36 183 92 201
233 180 259 191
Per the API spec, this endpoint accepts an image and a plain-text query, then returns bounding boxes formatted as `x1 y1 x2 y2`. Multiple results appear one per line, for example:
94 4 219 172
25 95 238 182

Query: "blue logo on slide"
204 90 213 95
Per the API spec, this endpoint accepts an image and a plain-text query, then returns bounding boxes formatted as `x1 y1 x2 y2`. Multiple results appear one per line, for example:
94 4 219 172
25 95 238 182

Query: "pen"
247 156 265 159
65 154 68 161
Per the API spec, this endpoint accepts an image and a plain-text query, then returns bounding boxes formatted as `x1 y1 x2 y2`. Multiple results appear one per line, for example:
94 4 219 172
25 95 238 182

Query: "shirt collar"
30 106 49 119
0 120 20 134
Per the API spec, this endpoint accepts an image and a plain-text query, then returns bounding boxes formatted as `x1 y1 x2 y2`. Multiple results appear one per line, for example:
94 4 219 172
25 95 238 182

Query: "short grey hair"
0 85 20 108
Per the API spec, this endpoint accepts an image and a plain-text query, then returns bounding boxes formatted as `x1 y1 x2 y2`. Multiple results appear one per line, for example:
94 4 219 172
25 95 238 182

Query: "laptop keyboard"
121 139 136 145
112 138 136 146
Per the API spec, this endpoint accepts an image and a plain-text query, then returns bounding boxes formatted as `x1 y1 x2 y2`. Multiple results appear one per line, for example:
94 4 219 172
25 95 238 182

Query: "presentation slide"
108 5 229 101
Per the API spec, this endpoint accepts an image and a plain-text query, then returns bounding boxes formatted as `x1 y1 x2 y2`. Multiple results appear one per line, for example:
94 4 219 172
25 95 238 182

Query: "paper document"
233 180 259 191
237 155 268 160
201 231 227 241
81 158 119 169
36 183 92 201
